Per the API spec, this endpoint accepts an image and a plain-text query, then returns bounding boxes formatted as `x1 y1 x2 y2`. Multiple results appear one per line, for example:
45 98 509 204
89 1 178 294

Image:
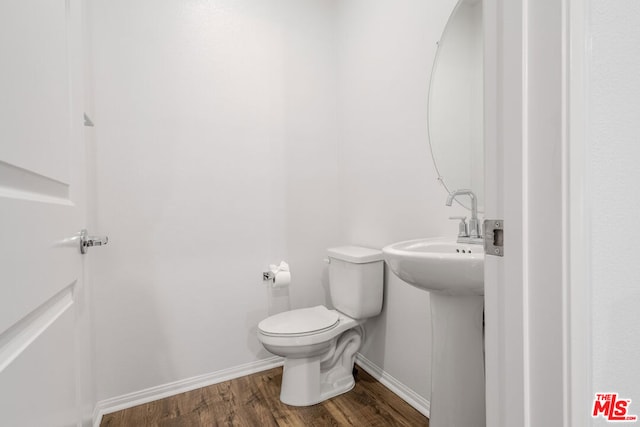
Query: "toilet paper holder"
263 261 291 286
262 271 275 282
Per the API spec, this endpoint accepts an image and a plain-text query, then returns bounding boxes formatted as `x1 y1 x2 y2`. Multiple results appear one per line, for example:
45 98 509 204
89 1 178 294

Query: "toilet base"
280 356 355 406
278 326 363 406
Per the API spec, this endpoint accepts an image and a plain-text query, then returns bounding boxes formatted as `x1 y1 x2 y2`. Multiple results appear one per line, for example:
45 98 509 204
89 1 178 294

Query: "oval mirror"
428 0 483 211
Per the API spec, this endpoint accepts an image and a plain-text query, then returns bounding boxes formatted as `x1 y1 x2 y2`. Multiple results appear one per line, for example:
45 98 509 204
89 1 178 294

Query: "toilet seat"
258 305 340 337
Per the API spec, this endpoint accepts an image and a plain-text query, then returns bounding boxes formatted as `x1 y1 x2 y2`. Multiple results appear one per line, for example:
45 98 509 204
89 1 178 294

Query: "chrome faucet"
446 189 482 243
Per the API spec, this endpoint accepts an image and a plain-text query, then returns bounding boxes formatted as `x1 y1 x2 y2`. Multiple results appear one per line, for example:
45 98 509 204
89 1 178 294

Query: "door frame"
566 0 591 425
483 0 527 424
483 0 590 425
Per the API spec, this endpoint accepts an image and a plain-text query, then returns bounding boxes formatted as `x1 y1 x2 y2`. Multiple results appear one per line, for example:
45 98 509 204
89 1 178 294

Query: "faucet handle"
449 216 468 238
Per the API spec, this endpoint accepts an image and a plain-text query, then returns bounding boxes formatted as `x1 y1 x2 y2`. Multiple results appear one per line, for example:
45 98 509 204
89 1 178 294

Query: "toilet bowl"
257 246 384 406
258 305 364 406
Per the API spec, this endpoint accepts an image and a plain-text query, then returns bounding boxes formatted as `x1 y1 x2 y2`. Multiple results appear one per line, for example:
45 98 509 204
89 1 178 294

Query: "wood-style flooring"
100 365 429 426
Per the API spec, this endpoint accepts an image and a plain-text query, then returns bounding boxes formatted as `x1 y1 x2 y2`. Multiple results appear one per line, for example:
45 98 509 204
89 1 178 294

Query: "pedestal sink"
383 237 485 427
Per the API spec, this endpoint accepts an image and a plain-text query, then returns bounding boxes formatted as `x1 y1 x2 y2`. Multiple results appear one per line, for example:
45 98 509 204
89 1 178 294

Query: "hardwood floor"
100 365 429 426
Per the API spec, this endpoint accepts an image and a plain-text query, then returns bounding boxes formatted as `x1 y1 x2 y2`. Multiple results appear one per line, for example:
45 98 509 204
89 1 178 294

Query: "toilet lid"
258 306 340 337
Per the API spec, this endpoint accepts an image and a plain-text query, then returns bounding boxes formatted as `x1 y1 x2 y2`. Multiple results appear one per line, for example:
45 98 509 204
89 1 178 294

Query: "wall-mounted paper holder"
263 271 275 282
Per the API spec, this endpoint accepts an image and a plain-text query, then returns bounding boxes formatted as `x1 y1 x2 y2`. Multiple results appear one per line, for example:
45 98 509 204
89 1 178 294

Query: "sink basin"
382 237 484 295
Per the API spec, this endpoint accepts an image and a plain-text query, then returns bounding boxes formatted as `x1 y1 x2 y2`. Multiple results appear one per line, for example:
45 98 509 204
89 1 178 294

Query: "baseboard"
92 356 284 427
92 353 429 426
355 353 430 418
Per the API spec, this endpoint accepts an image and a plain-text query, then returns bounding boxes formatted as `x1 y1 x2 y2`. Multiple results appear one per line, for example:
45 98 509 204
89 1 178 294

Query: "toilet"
257 246 384 406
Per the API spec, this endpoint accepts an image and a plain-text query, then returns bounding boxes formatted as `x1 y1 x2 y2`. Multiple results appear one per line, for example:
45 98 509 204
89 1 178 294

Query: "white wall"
336 0 467 401
589 0 640 418
89 0 340 401
280 1 342 311
89 0 470 408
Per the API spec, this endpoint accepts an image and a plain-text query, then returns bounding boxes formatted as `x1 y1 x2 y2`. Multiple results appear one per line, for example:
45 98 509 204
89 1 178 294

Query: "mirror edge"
426 0 484 213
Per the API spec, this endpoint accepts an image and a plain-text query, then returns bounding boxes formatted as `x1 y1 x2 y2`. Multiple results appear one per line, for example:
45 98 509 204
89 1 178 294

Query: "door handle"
80 229 109 254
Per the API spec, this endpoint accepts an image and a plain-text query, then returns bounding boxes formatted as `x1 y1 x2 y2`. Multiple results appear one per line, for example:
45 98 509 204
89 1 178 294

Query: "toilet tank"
327 246 384 319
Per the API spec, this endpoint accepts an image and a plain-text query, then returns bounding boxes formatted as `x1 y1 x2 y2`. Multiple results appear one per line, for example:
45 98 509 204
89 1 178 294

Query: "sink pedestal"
382 237 485 426
429 293 485 427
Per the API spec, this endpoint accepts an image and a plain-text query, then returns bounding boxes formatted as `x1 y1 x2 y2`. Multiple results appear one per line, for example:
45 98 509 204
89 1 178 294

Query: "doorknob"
80 229 109 254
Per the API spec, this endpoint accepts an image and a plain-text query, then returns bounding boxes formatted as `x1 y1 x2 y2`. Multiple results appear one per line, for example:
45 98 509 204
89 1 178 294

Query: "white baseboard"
355 353 430 418
92 356 283 427
92 353 429 426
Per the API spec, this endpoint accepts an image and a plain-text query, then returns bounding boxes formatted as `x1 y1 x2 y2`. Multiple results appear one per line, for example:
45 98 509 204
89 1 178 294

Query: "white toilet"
257 246 384 406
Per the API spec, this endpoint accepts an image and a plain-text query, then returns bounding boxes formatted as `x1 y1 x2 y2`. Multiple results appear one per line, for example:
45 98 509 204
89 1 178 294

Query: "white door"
0 1 93 425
